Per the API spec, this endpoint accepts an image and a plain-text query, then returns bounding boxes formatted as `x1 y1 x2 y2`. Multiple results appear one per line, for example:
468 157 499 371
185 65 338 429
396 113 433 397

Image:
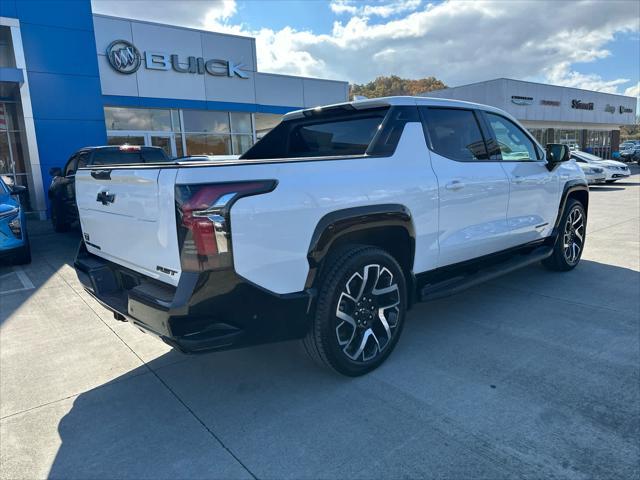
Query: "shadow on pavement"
46 259 640 480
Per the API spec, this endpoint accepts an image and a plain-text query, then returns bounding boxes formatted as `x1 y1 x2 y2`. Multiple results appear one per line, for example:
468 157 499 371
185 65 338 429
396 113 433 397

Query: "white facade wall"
424 78 637 128
93 15 348 108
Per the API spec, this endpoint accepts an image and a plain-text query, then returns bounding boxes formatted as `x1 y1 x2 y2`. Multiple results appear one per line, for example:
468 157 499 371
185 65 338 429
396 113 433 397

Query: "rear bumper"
74 243 312 353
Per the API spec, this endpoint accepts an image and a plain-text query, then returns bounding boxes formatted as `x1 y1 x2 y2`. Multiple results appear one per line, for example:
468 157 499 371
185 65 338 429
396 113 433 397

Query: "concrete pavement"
1 169 638 479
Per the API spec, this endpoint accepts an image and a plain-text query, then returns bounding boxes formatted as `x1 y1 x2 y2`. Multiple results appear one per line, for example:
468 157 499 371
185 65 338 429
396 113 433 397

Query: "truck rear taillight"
175 181 276 272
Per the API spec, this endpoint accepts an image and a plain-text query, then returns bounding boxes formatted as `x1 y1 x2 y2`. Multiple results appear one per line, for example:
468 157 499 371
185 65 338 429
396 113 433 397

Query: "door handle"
445 180 465 191
513 176 525 184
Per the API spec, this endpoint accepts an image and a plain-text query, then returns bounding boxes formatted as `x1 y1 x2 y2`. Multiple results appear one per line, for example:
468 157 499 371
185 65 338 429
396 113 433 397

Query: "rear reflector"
175 180 276 272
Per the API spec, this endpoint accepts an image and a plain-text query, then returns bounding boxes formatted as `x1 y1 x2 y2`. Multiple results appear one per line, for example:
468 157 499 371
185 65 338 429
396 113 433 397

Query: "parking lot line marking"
0 267 35 295
14 267 35 290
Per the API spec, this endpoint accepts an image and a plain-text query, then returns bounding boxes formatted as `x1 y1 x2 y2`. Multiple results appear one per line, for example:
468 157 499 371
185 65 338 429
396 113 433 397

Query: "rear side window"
242 107 388 160
91 148 169 165
422 108 489 161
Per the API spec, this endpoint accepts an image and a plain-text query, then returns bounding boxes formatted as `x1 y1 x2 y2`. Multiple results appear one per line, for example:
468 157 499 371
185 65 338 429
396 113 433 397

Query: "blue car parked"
0 176 31 265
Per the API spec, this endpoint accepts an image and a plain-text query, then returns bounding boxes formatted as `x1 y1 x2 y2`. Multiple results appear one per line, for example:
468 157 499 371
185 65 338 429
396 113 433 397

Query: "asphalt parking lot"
1 168 639 480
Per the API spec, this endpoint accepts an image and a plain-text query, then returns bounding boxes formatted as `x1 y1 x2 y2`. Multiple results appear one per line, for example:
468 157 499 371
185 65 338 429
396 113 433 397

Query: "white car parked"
570 150 630 183
577 163 606 185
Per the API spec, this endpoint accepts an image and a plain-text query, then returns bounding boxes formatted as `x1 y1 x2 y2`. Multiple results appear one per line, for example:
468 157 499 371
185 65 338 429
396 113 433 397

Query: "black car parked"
48 145 170 232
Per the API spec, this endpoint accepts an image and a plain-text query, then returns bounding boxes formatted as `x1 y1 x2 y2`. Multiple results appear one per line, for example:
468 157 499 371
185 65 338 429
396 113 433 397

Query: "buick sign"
106 39 249 79
106 40 141 74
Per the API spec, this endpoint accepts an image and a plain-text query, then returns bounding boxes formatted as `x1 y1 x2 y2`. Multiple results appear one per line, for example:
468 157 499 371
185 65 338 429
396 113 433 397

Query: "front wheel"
543 199 586 271
303 246 407 376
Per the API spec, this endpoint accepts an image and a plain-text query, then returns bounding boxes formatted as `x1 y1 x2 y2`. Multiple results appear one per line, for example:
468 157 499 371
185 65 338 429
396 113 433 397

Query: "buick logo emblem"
106 40 141 74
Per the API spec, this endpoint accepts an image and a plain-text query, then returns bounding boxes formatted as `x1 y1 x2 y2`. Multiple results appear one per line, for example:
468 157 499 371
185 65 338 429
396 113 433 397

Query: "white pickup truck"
74 96 588 376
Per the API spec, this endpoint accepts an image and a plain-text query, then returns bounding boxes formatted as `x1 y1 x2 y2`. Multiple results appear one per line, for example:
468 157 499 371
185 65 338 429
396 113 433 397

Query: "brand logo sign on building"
540 99 560 107
511 95 533 105
106 40 141 74
605 104 616 113
619 105 633 114
571 99 594 110
106 39 250 79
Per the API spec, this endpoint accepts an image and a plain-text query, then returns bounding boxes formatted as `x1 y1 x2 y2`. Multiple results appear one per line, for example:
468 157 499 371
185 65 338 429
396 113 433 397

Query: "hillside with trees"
350 75 447 99
620 117 640 141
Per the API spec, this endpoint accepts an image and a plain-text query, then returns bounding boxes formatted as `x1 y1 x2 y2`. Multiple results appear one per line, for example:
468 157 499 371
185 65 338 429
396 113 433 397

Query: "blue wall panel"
29 72 105 120
20 23 100 76
15 0 94 31
11 0 106 213
0 0 18 18
34 118 106 169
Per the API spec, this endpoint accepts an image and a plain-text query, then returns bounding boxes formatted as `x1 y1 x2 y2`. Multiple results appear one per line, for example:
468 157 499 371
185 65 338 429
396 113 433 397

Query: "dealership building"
0 0 348 218
424 78 637 158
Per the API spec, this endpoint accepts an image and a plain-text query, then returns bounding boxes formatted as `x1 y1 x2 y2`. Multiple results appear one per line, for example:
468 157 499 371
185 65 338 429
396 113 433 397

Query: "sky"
91 0 640 99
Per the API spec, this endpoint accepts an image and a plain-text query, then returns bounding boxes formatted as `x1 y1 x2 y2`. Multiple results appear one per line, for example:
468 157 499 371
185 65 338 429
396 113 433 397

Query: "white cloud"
330 0 423 18
92 0 640 95
544 62 630 94
625 81 640 98
330 0 359 15
92 0 237 27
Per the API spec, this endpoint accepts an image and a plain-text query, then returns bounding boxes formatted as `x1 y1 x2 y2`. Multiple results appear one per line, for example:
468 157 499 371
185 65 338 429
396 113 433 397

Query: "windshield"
572 151 602 162
0 178 8 195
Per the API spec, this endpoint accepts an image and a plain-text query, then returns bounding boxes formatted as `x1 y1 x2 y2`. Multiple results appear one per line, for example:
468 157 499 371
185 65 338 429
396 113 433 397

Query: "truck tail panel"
75 168 182 286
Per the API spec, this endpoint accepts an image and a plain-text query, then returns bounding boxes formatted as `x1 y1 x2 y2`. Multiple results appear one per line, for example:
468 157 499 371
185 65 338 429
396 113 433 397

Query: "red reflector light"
189 218 218 256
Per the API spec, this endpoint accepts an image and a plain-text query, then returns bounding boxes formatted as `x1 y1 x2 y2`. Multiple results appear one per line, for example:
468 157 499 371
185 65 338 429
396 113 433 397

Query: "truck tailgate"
75 168 182 286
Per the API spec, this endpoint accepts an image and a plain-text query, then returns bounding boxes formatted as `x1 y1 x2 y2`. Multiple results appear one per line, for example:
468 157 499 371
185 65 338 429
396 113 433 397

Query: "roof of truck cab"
283 96 508 121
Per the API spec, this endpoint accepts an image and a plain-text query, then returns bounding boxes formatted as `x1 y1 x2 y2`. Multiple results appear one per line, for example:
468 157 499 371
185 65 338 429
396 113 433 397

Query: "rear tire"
542 199 586 272
51 201 69 233
303 246 407 376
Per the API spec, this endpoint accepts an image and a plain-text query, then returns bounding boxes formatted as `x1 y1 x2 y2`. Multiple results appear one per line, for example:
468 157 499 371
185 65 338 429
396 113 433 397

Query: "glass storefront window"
171 109 181 132
232 135 253 155
255 113 283 139
230 112 252 134
585 130 611 158
0 103 21 131
527 128 553 147
175 133 184 157
555 129 581 147
185 134 231 155
107 135 145 146
0 133 11 174
0 27 15 68
183 110 230 133
104 107 171 131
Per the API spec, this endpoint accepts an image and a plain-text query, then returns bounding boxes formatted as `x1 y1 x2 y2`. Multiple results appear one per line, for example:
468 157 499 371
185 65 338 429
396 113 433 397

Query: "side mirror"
49 167 62 177
545 143 570 170
10 184 27 196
